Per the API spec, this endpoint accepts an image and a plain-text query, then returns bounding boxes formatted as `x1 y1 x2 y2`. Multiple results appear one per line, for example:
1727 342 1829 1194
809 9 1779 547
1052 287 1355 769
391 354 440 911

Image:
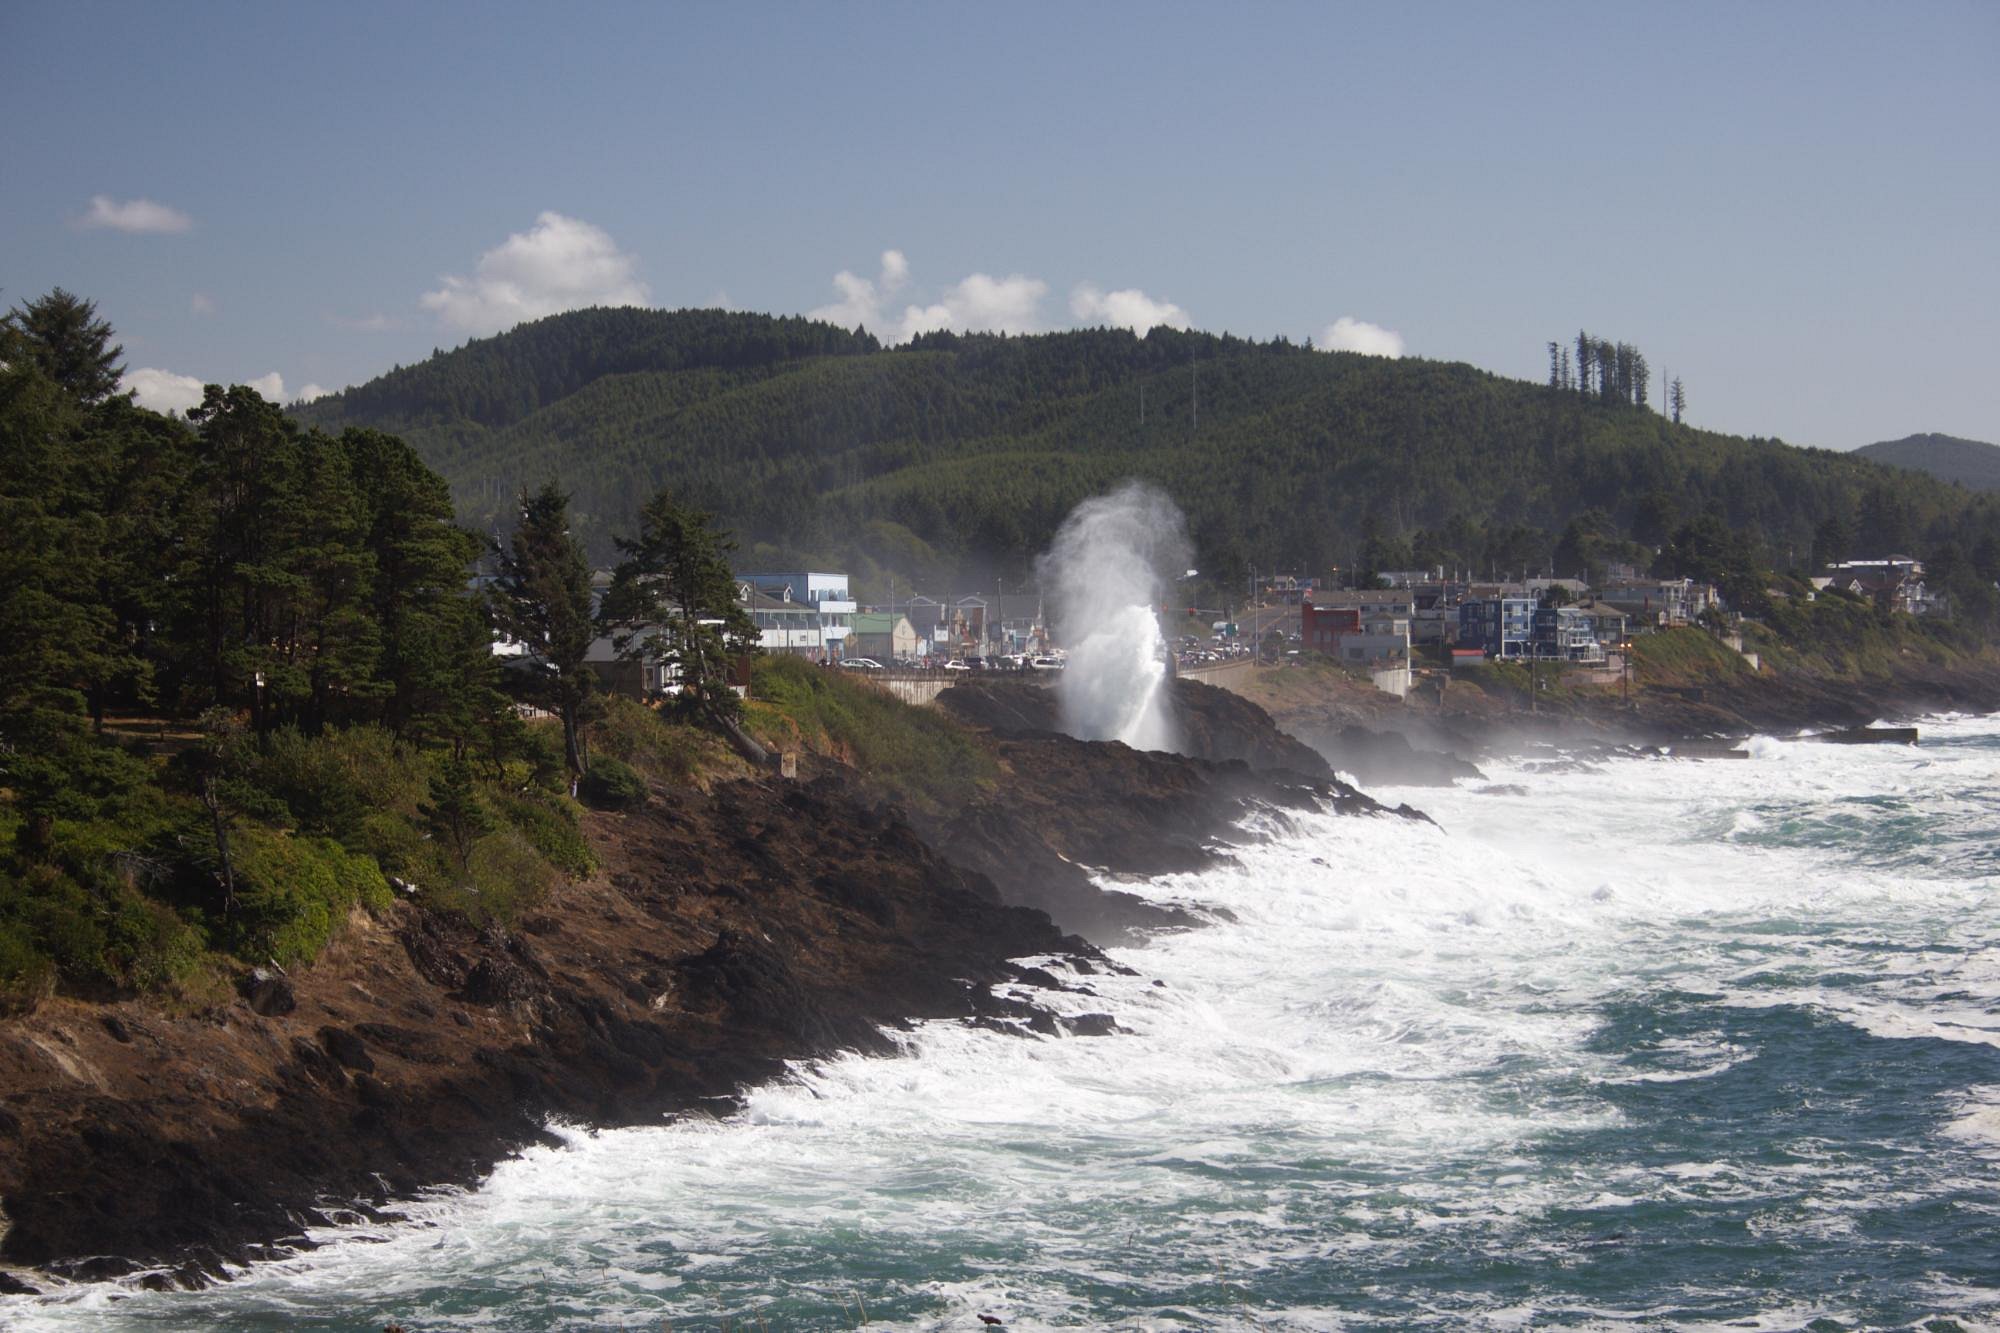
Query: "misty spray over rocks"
1037 481 1190 752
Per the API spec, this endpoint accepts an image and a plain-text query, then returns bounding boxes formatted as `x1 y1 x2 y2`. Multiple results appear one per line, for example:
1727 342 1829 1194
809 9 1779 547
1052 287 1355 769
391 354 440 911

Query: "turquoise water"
14 716 2000 1330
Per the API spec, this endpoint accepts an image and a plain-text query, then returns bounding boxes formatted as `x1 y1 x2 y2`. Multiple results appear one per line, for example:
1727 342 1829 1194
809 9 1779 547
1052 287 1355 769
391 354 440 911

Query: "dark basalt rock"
242 971 297 1017
460 956 540 1007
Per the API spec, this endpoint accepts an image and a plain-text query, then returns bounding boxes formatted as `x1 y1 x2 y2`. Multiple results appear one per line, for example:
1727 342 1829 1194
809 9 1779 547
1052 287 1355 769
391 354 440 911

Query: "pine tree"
421 753 494 874
5 288 126 404
495 483 598 781
1668 377 1686 424
600 487 760 723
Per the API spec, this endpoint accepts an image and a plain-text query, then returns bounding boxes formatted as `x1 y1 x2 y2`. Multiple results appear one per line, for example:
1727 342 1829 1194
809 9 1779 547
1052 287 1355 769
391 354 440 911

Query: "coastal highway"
1240 601 1299 643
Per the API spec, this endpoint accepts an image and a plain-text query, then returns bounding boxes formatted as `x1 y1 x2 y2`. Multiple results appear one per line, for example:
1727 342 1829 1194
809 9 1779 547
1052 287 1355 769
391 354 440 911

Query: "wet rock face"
0 773 1099 1280
927 679 1411 940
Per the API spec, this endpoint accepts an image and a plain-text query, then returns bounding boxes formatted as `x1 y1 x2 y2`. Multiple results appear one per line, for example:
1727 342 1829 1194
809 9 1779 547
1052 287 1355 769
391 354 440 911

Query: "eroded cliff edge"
0 678 1403 1288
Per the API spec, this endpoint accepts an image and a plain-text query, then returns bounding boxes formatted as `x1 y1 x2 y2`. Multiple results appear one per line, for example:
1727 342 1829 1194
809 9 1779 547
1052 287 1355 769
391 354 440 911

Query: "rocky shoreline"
0 680 1409 1292
1252 653 2000 784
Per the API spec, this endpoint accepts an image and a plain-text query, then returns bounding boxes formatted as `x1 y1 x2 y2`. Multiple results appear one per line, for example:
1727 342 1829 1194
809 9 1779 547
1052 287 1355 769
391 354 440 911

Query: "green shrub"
226 725 426 843
491 788 594 877
227 829 390 967
580 755 648 809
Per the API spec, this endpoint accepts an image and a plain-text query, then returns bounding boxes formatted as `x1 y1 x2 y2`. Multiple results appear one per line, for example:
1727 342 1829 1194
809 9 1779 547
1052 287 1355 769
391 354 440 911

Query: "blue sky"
4 0 1995 448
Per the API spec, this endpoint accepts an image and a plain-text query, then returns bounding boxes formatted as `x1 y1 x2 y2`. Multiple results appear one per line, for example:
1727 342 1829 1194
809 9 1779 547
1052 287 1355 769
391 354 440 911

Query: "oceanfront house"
734 571 856 658
1458 595 1537 659
735 580 854 659
584 632 669 697
1575 601 1631 648
1595 577 1717 628
1458 596 1606 662
1300 594 1412 665
1530 605 1607 664
848 612 919 662
1813 558 1944 616
1404 581 1470 645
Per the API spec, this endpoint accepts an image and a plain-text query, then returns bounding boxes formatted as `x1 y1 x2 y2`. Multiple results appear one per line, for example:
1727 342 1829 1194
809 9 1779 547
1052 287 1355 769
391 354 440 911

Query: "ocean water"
15 715 2000 1330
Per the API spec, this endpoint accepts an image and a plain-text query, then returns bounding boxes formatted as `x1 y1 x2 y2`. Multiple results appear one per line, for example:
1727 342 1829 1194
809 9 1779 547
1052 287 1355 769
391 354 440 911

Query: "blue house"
1458 597 1537 658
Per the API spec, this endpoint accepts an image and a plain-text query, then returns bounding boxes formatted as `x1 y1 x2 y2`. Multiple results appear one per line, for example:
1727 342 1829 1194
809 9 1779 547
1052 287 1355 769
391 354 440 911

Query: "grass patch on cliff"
1746 594 1971 680
744 655 997 813
1630 628 1756 687
588 695 743 789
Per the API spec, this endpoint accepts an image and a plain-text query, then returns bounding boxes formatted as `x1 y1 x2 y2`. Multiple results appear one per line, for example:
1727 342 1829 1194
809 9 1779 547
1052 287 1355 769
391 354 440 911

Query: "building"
1530 605 1606 663
1460 596 1606 662
1458 595 1538 659
1575 601 1631 648
988 593 1048 654
1596 577 1716 629
1301 595 1411 665
847 612 919 662
736 584 829 657
734 571 855 657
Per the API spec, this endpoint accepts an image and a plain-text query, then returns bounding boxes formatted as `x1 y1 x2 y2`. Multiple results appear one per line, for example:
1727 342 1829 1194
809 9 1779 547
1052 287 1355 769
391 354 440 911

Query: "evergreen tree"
600 487 760 722
5 288 126 404
495 483 598 781
1669 377 1686 424
421 753 494 874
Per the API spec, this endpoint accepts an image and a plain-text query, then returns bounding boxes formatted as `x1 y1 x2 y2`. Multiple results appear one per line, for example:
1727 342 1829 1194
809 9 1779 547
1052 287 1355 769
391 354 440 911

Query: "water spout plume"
1037 481 1190 752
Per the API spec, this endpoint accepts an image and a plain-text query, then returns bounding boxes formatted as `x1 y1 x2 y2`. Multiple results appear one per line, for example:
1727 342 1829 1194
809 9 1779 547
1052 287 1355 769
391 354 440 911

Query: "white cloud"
808 249 910 332
1070 283 1190 335
899 273 1048 339
80 195 192 234
121 368 323 411
122 368 206 414
811 250 1046 342
421 211 650 335
1317 316 1405 358
190 292 217 316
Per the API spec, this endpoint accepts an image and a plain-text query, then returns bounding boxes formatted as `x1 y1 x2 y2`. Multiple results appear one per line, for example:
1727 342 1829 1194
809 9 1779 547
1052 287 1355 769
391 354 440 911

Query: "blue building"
1458 596 1537 658
1459 598 1606 662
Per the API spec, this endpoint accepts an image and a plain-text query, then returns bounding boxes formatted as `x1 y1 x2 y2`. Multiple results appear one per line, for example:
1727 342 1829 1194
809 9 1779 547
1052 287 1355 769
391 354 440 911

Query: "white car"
942 659 971 671
839 657 884 670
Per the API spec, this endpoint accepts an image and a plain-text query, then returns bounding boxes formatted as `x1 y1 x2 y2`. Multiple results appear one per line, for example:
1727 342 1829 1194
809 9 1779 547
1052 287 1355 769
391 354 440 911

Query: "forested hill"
297 307 2000 600
1855 433 2000 493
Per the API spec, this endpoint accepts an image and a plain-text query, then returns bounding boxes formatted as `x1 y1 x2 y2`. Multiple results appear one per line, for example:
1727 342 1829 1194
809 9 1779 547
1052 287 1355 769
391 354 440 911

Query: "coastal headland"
0 676 1401 1289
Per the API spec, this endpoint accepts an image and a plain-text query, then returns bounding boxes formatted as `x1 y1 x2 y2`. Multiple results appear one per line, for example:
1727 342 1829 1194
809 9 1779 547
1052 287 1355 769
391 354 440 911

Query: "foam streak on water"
17 717 2000 1330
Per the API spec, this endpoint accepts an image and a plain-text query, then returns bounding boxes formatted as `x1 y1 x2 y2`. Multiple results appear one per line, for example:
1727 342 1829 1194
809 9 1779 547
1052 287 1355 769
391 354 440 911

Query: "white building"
735 571 855 657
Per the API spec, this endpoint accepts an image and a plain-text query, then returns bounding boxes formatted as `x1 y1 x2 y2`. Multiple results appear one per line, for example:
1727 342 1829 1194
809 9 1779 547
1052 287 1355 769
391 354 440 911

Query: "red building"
1300 602 1361 652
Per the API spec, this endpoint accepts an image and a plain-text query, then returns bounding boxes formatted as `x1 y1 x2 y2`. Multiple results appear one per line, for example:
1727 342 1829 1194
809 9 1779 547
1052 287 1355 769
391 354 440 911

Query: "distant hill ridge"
1854 433 2000 492
297 307 2000 587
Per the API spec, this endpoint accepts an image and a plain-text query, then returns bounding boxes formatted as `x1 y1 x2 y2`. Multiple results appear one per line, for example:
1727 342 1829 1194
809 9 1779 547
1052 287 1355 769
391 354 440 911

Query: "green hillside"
300 308 2000 605
1855 433 2000 493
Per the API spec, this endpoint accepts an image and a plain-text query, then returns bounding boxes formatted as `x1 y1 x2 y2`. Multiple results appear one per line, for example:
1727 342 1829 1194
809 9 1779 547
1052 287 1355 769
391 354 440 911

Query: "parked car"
1030 656 1065 671
942 659 971 672
839 657 884 670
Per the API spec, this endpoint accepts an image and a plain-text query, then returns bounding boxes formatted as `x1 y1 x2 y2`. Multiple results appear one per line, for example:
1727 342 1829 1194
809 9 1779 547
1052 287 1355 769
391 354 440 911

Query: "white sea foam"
12 716 2000 1330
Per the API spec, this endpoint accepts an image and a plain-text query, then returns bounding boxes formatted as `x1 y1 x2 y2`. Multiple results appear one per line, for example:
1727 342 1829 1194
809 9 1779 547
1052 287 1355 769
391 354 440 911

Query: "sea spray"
1038 481 1190 751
